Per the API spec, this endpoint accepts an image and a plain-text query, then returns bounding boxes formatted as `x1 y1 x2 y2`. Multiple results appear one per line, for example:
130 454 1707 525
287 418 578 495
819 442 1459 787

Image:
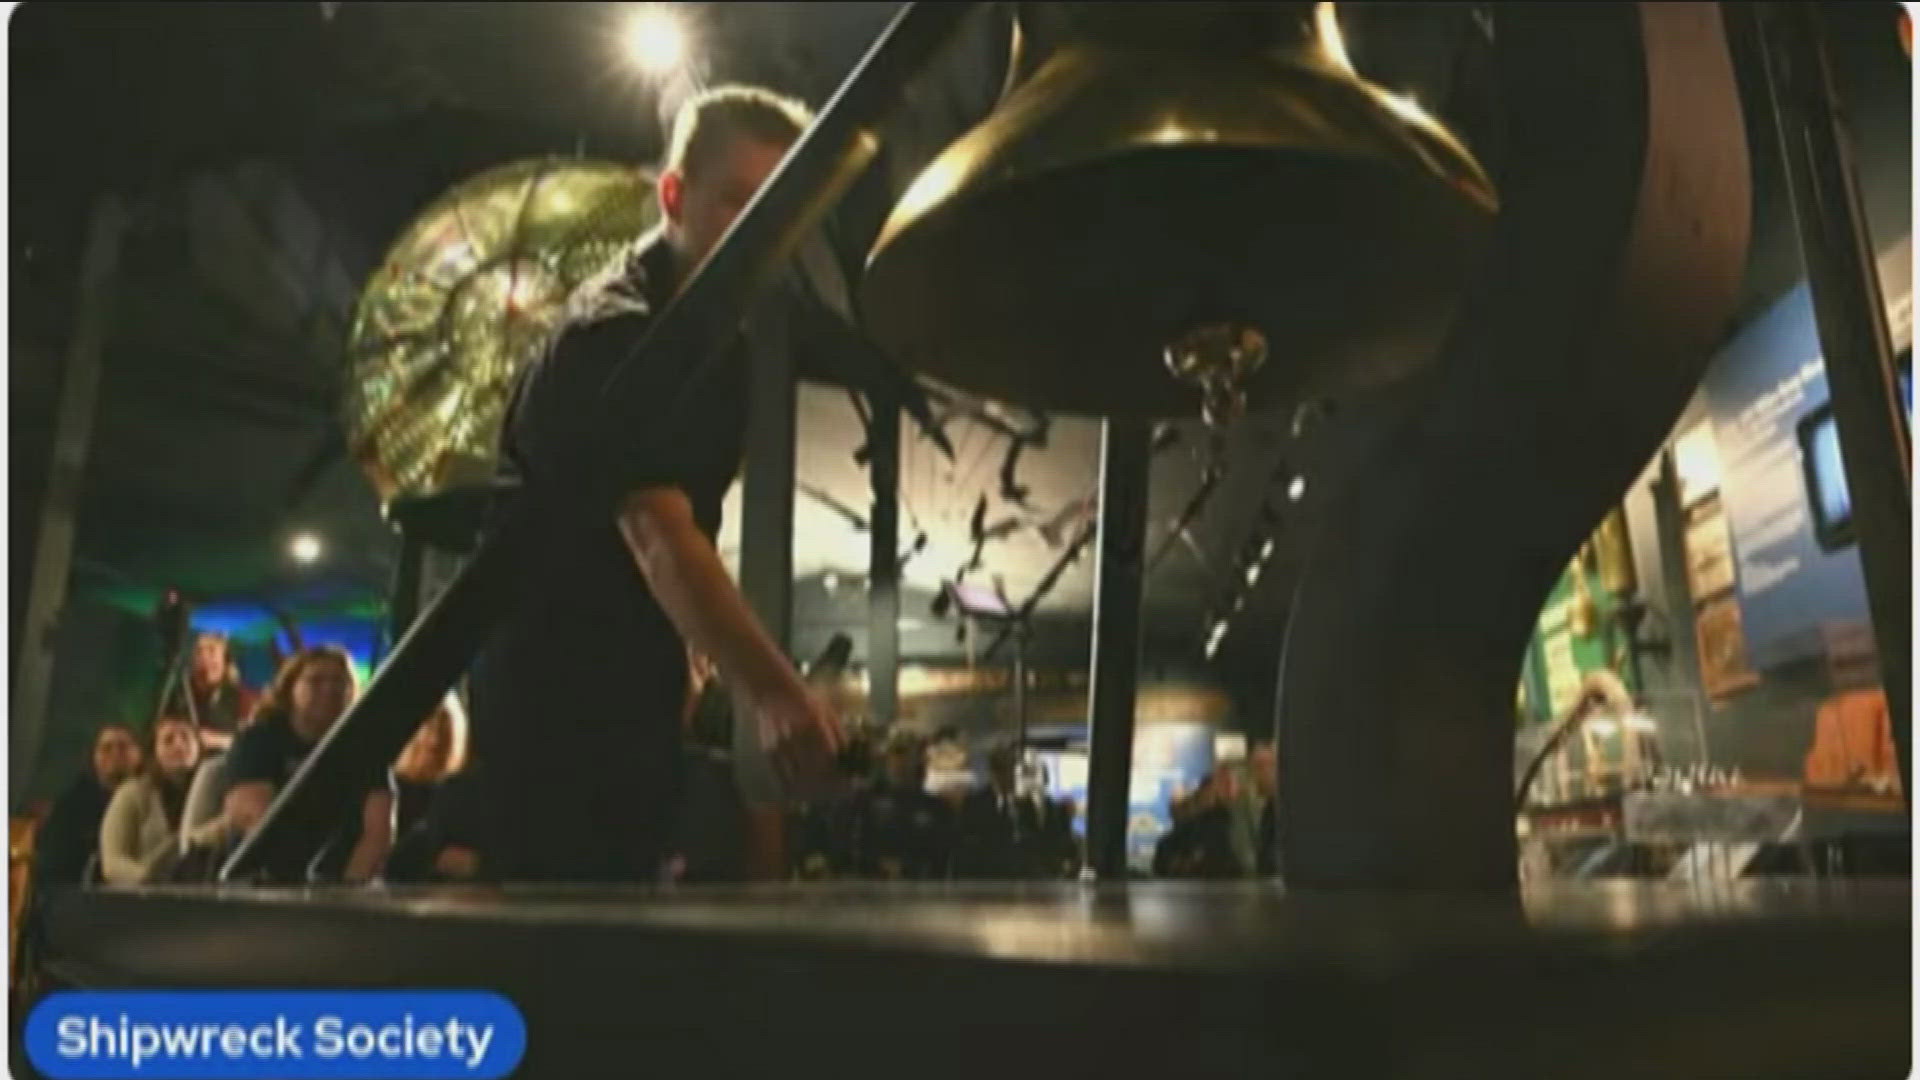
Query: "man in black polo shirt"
459 85 843 883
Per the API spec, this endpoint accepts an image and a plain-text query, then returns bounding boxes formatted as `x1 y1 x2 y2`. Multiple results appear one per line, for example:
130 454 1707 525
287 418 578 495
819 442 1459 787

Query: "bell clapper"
1164 322 1270 429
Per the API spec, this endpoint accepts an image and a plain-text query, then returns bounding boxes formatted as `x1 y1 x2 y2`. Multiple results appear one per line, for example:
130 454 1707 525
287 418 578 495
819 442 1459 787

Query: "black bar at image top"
222 2 981 882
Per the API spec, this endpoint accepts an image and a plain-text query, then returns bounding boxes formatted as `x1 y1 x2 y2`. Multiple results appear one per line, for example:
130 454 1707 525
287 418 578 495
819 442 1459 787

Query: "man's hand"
621 486 848 803
733 676 844 801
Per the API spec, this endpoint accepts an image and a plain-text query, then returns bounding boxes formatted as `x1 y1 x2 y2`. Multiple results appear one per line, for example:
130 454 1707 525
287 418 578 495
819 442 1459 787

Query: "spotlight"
623 4 689 77
289 533 324 566
1287 476 1308 503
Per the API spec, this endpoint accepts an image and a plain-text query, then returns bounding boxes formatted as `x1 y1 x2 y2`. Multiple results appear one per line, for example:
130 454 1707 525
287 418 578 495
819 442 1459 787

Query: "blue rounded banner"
25 991 526 1079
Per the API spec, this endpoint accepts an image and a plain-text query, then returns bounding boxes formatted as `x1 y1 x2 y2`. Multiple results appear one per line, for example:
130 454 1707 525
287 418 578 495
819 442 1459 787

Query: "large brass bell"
863 2 1497 419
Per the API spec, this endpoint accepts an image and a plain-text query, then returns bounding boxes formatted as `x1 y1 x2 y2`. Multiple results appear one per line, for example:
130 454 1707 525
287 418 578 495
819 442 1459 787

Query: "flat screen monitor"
1798 401 1855 551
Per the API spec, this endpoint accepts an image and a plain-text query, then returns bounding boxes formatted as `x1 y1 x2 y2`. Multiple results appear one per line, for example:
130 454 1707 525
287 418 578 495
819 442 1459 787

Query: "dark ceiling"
9 3 1912 699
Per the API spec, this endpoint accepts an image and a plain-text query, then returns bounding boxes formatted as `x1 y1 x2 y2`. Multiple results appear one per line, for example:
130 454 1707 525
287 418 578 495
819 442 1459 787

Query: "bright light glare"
1204 620 1230 659
289 533 324 565
624 6 688 76
1316 2 1355 73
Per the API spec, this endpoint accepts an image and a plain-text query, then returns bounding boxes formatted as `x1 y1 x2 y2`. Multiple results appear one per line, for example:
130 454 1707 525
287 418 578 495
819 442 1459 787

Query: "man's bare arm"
617 486 842 792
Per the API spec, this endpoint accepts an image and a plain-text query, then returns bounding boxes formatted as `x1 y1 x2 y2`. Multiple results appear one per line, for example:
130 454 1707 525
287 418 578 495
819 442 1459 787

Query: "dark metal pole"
1650 450 1712 763
1012 624 1028 752
1750 2 1912 797
868 391 901 725
739 343 796 813
740 302 797 651
387 536 425 652
223 2 978 881
1084 418 1151 879
13 197 126 801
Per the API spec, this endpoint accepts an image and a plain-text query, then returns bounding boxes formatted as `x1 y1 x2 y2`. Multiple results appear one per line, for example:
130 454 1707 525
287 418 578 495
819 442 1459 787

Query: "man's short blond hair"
665 84 812 180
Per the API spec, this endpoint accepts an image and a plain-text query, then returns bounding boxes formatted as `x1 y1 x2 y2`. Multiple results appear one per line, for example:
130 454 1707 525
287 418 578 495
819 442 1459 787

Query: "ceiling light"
623 5 689 77
289 533 324 566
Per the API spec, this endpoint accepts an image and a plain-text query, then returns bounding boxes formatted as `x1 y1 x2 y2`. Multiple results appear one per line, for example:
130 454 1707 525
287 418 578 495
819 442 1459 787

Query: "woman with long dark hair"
161 631 257 752
218 646 395 883
97 717 201 885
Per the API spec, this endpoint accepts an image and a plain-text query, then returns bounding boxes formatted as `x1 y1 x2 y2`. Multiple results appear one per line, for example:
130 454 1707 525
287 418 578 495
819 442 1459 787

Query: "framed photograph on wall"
1542 629 1582 717
1696 594 1759 700
1683 496 1738 600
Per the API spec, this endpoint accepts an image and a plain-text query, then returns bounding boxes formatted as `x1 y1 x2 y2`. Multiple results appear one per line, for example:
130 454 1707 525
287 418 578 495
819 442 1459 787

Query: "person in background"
32 724 142 888
847 730 954 880
97 717 201 885
956 744 1044 878
164 632 257 752
381 694 471 881
217 646 394 883
1246 740 1278 876
394 695 468 842
1154 767 1243 879
1805 687 1902 795
175 645 292 858
790 786 863 881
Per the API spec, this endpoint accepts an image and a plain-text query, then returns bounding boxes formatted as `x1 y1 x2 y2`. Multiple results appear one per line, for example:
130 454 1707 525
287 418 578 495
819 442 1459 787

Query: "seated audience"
32 724 142 889
219 646 394 883
1248 740 1277 876
383 694 471 881
790 793 862 881
1154 768 1244 879
395 695 468 838
1155 741 1279 879
97 717 201 885
954 744 1076 879
163 631 257 753
845 730 954 880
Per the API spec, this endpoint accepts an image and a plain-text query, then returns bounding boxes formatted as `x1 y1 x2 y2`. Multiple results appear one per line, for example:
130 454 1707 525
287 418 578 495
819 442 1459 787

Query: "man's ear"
659 169 684 223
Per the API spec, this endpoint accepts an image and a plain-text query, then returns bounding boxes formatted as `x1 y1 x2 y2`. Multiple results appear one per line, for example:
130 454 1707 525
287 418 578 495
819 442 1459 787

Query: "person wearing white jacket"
97 717 204 885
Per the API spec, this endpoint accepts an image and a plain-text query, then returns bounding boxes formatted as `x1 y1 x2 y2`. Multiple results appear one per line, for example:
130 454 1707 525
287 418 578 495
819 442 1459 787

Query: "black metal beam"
13 197 127 800
1746 2 1912 799
740 303 798 656
1649 449 1713 759
222 2 979 881
387 536 424 651
868 390 902 726
1085 418 1151 879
